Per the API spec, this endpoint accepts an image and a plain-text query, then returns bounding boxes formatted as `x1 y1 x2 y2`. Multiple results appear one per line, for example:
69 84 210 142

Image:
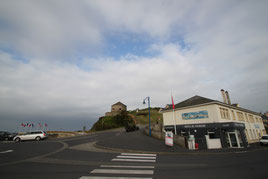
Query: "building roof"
173 95 215 109
161 95 261 116
112 102 127 107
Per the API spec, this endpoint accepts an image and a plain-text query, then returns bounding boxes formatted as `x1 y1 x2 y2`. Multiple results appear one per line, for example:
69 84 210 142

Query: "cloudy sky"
0 0 268 132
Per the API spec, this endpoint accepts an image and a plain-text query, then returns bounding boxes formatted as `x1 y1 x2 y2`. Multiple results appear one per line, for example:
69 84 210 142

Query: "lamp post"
143 97 151 136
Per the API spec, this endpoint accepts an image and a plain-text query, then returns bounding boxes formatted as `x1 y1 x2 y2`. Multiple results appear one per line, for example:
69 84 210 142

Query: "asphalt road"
0 129 268 179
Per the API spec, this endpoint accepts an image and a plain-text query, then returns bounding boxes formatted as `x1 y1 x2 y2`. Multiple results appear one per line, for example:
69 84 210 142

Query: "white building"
161 91 266 149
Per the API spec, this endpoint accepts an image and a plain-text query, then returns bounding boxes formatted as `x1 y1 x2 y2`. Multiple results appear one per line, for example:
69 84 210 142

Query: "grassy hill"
129 107 163 124
90 107 163 131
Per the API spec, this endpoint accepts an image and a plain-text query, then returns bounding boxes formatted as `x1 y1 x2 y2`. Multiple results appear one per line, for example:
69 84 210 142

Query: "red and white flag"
171 94 175 110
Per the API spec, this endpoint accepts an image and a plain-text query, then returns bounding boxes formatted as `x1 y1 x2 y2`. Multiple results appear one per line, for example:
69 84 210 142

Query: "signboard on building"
165 131 173 146
182 110 209 120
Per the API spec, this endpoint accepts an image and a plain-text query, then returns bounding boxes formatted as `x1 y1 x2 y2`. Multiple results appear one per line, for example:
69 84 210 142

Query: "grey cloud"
0 1 267 132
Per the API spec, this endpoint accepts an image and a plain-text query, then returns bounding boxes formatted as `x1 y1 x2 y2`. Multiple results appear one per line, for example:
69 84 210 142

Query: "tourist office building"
161 92 266 149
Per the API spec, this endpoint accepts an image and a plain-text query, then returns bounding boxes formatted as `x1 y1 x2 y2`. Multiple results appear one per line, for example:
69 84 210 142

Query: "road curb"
94 139 268 155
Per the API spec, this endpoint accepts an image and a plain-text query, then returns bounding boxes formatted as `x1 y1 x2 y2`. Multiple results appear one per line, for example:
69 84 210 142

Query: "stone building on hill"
105 102 127 116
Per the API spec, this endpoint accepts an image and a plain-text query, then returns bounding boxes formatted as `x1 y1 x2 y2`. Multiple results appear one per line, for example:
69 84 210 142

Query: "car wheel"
15 137 20 142
35 136 41 141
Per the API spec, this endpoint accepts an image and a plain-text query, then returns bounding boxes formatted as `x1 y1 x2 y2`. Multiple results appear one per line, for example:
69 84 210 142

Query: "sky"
0 0 268 132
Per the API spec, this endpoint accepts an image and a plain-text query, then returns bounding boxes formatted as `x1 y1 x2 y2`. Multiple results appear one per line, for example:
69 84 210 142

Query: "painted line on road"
235 151 247 154
60 134 97 142
0 141 68 167
80 176 152 179
121 153 156 157
100 165 154 169
0 150 13 154
91 169 154 175
112 159 156 163
117 156 156 159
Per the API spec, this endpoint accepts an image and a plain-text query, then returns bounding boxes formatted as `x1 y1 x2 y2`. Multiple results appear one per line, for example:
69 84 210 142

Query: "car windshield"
261 136 268 140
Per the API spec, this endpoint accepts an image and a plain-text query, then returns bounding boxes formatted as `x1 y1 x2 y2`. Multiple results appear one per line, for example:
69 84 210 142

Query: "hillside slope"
90 108 163 131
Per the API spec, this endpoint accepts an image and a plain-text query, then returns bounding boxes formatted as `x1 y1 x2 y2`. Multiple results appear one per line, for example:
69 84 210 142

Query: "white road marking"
117 156 156 159
121 153 156 157
235 151 247 154
112 158 156 163
0 150 13 154
100 165 154 169
80 177 152 179
91 169 153 175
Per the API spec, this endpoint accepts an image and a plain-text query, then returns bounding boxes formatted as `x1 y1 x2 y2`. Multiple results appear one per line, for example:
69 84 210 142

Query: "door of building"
226 131 241 148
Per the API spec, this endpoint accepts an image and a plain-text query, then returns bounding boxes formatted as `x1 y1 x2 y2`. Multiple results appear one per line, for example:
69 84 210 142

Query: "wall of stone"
144 125 187 148
111 104 127 112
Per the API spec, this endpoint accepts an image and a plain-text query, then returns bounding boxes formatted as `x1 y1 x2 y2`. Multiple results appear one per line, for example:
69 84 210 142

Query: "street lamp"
143 96 151 136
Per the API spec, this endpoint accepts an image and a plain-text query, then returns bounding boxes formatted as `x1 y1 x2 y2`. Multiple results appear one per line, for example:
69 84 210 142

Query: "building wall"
215 104 266 143
163 104 219 126
163 103 266 144
111 104 127 112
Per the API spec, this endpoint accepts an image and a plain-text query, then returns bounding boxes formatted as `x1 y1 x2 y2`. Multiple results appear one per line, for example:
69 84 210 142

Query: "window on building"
207 131 216 139
220 108 230 119
248 114 254 123
231 110 236 120
237 112 244 121
253 129 257 139
245 129 249 140
245 114 249 122
263 129 267 135
180 131 187 136
249 129 253 139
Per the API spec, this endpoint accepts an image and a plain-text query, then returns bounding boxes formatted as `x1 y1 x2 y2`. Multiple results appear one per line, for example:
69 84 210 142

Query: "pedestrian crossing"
79 153 157 179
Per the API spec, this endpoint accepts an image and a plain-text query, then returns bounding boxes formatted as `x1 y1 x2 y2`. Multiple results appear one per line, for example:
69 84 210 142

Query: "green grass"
128 107 163 124
90 111 133 131
90 108 163 131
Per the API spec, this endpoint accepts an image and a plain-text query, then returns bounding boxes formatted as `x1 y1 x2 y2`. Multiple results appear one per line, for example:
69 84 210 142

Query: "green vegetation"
90 107 163 131
90 111 134 131
129 107 163 124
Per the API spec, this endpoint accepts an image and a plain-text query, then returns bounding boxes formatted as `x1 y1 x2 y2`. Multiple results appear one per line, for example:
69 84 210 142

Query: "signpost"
165 131 173 147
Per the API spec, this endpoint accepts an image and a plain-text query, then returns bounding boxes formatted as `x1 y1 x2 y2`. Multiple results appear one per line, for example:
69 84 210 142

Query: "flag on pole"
171 93 177 135
39 123 42 128
171 94 175 110
45 123 48 127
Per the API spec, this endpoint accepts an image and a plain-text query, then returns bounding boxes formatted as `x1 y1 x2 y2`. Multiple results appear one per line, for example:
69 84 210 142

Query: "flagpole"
171 93 177 135
173 108 177 135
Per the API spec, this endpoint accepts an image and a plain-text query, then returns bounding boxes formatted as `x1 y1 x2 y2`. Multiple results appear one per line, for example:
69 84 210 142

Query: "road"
0 129 268 179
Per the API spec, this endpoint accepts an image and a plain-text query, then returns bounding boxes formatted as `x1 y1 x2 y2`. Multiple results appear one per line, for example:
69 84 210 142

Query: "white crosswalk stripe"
80 177 152 179
112 158 156 163
100 165 154 169
79 153 157 179
117 156 156 159
120 153 156 157
91 169 153 175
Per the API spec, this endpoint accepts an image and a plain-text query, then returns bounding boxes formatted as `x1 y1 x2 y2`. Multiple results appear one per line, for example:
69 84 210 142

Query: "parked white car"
260 135 268 145
13 131 48 142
